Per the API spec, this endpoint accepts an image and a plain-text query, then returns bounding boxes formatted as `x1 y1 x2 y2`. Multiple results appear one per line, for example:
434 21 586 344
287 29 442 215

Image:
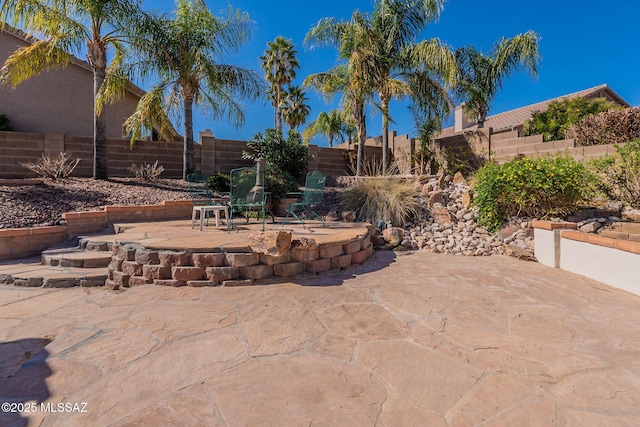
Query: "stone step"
41 248 112 268
0 261 108 288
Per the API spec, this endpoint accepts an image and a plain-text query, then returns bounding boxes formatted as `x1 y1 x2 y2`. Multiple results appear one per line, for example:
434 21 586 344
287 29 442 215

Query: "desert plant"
0 114 12 131
207 172 230 193
472 155 597 231
128 160 164 181
523 97 621 142
340 177 419 226
243 128 309 180
21 152 80 180
568 107 640 147
590 139 640 208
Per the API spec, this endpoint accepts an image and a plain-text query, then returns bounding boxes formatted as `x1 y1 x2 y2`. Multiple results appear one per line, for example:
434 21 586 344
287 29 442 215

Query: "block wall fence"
0 131 383 179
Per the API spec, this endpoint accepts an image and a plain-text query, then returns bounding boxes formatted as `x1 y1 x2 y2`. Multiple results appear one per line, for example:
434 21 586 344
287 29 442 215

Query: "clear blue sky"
144 0 640 145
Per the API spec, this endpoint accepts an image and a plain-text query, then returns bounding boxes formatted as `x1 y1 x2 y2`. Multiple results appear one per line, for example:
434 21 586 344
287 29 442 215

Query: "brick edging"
0 200 198 261
561 230 640 256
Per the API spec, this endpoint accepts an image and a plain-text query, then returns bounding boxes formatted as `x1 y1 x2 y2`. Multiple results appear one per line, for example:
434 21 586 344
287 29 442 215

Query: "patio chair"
228 167 270 232
284 170 326 228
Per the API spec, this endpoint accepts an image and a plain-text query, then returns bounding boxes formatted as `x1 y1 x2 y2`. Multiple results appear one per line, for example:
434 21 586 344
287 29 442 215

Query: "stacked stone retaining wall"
106 234 374 289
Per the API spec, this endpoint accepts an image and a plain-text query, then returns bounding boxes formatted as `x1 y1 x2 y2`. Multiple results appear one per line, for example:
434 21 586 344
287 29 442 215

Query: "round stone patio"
1 251 640 426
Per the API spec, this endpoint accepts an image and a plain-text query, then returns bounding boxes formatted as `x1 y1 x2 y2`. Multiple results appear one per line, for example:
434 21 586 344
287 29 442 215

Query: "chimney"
454 103 472 133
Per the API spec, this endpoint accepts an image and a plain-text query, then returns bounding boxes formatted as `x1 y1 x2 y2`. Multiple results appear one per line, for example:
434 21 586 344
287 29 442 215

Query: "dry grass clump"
568 107 640 146
340 177 419 227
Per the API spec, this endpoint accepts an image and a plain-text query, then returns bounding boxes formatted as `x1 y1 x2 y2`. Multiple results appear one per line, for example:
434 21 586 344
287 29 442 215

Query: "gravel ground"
0 177 345 229
0 178 194 229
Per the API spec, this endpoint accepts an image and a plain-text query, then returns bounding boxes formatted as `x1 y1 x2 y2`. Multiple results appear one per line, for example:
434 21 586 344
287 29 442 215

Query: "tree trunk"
380 94 390 175
354 102 366 176
183 95 195 180
275 86 282 131
93 68 108 180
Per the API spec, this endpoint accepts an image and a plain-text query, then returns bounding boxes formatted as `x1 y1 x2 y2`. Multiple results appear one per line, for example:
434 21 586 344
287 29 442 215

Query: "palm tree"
370 0 457 174
305 11 378 176
454 31 540 128
0 0 147 179
260 36 299 131
281 85 310 130
125 0 265 179
304 109 353 147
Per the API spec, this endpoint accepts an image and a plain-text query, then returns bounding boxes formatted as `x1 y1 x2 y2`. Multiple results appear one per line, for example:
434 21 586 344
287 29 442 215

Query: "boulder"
249 230 292 256
453 171 468 186
382 227 404 247
431 205 452 225
427 190 446 208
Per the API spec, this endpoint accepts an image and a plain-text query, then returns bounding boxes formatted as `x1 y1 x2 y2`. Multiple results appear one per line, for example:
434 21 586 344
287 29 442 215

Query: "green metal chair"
228 167 269 232
284 171 326 228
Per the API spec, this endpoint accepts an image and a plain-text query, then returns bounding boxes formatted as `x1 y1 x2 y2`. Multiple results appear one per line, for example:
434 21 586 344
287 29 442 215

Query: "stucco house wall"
0 26 140 139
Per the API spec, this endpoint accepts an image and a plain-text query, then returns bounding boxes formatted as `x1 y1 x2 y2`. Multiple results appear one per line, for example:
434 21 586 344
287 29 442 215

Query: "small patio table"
191 203 229 231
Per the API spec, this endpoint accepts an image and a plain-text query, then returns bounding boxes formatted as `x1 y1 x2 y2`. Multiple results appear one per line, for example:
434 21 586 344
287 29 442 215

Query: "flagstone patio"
2 251 640 426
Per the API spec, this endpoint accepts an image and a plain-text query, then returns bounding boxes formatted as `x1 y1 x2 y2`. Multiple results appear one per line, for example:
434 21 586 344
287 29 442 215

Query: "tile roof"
438 84 630 138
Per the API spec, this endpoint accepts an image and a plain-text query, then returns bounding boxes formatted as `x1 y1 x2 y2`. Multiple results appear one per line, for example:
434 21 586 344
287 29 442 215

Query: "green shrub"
243 128 309 180
128 160 164 181
265 167 299 203
340 177 419 227
472 155 596 231
20 152 80 180
524 97 621 142
0 114 12 131
590 139 640 208
207 172 230 193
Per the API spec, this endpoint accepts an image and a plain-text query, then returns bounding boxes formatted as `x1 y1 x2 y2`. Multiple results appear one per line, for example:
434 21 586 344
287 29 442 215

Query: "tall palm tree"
260 36 299 131
281 85 310 130
125 0 265 179
454 31 540 128
0 0 147 179
371 0 457 174
304 109 353 147
305 11 378 176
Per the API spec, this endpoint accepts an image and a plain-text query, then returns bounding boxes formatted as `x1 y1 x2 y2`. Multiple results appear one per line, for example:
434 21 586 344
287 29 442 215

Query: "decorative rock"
382 227 404 247
579 222 601 233
427 190 445 208
341 211 357 222
461 193 472 207
325 210 340 221
291 238 320 262
248 230 292 256
431 205 452 225
453 171 467 186
503 245 536 261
